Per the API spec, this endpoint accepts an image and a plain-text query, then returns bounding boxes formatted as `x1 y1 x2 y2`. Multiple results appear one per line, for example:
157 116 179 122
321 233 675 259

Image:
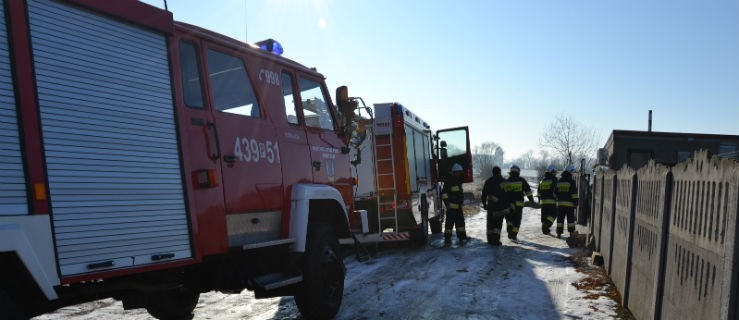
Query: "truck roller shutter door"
0 1 27 216
28 0 192 276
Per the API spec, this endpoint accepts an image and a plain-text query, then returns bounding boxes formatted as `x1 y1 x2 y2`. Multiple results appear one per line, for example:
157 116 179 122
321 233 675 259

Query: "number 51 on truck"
0 0 369 319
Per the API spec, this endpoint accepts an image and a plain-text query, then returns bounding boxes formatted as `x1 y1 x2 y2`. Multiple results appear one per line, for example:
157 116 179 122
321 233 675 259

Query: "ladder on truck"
372 130 409 242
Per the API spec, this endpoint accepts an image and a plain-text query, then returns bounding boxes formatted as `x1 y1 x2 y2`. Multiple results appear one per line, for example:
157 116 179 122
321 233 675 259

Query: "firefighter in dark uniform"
555 164 579 238
442 163 467 245
504 165 534 240
537 165 558 235
481 166 514 246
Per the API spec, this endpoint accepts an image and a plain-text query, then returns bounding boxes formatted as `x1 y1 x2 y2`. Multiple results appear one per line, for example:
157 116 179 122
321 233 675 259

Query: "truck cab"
0 1 353 319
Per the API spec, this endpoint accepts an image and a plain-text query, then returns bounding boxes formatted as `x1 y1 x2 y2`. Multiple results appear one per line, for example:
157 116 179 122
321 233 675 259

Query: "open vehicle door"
435 126 473 183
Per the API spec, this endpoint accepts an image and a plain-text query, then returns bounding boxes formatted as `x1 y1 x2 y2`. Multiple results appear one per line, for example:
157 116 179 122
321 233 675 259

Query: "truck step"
349 232 411 243
381 232 411 241
252 272 303 291
242 238 295 250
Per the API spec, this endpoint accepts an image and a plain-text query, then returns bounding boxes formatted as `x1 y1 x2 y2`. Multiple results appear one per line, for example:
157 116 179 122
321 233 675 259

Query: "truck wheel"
0 289 25 320
144 287 200 320
295 223 345 319
418 195 430 245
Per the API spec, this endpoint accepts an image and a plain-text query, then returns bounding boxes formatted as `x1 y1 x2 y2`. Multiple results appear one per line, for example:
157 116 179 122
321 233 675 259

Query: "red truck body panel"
0 0 351 287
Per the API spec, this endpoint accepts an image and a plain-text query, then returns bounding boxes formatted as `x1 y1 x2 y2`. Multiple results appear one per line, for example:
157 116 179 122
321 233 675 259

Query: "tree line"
473 113 601 181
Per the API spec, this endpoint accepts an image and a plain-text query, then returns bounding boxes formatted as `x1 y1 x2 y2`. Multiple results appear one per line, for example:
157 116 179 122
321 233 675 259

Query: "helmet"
510 165 520 173
547 165 557 173
564 164 575 172
451 163 463 172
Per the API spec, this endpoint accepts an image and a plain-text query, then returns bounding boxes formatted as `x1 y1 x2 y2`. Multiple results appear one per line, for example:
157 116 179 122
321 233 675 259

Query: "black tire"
295 223 345 320
417 195 430 245
0 289 25 320
144 287 200 320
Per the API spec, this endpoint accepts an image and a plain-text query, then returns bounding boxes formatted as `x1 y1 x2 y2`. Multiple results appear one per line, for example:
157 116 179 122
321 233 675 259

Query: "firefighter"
481 166 514 246
504 164 535 241
555 164 579 238
537 165 558 235
442 163 467 245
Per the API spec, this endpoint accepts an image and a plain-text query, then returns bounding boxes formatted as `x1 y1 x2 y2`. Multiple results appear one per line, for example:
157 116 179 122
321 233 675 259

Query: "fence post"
623 173 638 306
654 171 673 320
729 182 739 320
578 173 590 225
590 174 597 248
607 174 617 274
597 173 605 252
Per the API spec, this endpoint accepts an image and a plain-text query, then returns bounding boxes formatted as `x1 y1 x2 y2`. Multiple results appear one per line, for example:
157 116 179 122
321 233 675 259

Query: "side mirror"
336 86 357 115
335 86 358 140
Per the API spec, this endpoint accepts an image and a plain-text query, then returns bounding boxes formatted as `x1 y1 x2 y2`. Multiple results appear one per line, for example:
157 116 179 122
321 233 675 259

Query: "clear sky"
142 0 739 160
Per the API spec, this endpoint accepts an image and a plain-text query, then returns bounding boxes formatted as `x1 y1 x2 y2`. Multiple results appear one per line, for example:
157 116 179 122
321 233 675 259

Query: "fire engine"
347 102 473 245
0 1 363 319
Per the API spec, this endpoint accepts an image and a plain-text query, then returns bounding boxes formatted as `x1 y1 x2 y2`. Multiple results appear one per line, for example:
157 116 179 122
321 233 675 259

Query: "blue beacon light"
256 39 284 55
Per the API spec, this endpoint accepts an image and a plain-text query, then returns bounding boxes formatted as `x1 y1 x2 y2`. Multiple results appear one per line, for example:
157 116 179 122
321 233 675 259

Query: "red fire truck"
348 102 472 245
0 1 361 319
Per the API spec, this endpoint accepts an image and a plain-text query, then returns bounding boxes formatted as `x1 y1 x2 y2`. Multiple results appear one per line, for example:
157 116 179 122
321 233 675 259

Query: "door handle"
312 161 321 171
205 122 221 161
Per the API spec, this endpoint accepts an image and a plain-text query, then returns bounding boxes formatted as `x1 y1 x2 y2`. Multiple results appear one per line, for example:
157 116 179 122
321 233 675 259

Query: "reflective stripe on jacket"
537 174 558 205
442 175 464 209
505 176 533 207
555 174 579 208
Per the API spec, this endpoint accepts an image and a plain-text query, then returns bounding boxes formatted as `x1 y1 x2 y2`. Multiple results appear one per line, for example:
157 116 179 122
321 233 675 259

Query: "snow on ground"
35 206 621 320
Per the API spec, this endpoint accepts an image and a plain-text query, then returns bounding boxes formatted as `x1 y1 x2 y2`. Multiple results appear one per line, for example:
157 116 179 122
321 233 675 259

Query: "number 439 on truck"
0 1 365 319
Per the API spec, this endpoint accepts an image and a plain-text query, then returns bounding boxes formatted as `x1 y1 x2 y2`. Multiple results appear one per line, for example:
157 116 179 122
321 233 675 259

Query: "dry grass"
568 252 635 319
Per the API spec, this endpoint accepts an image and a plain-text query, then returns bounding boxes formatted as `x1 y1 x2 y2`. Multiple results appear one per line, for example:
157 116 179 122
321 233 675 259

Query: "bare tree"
537 149 553 165
521 150 536 169
534 160 549 182
473 142 504 178
539 113 600 167
508 150 535 169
